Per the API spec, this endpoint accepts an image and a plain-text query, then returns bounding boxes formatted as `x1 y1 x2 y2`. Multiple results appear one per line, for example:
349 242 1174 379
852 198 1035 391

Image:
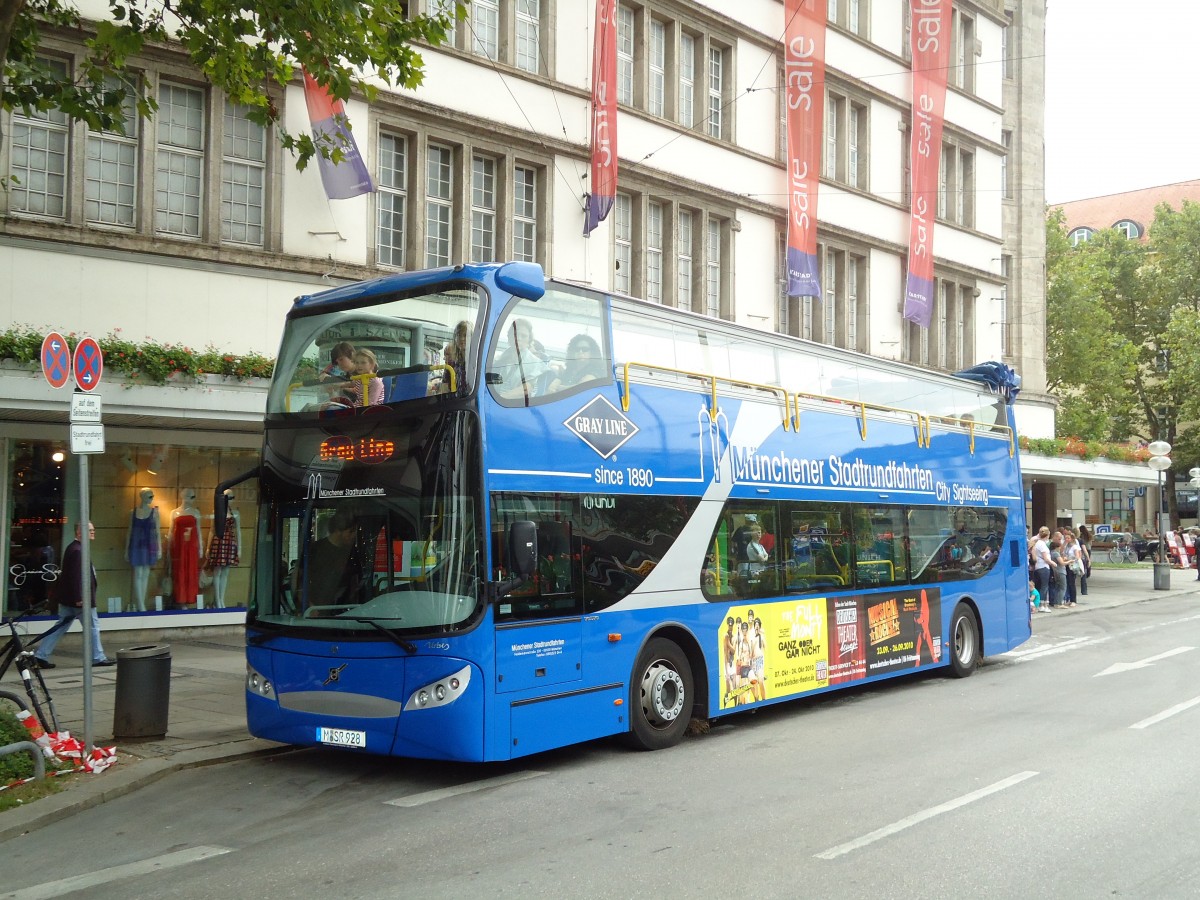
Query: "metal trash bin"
113 644 171 739
1153 562 1171 591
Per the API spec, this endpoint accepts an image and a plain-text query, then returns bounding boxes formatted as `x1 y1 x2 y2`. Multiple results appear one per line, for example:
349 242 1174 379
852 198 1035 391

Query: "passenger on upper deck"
540 333 607 396
351 348 385 406
439 321 471 395
493 317 550 401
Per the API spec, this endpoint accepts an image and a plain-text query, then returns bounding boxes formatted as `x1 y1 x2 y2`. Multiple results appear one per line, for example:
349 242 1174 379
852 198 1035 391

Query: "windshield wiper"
350 618 417 654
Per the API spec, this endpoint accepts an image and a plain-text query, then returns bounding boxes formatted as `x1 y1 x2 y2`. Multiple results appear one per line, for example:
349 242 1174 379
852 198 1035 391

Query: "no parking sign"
73 337 103 391
40 331 71 389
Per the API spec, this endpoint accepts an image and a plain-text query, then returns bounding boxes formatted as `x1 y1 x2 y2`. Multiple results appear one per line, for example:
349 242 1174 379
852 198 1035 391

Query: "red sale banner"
903 0 954 328
783 0 826 298
584 0 618 236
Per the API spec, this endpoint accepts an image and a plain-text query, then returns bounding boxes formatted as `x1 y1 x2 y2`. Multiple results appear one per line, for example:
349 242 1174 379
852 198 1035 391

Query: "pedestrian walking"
34 521 115 668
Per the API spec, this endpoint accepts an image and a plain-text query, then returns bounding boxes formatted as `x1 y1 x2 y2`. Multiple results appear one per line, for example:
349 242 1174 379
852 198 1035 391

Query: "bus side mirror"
508 521 538 579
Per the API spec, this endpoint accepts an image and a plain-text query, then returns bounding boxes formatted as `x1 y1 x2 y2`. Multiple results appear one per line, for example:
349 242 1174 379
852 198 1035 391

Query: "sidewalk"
0 630 286 842
3 565 1199 841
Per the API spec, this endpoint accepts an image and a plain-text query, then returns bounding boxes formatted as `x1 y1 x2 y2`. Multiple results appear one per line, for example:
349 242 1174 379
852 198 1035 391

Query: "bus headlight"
404 664 472 711
247 663 277 701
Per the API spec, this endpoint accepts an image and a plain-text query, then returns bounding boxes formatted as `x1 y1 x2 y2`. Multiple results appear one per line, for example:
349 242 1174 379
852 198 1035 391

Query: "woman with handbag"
1063 529 1083 607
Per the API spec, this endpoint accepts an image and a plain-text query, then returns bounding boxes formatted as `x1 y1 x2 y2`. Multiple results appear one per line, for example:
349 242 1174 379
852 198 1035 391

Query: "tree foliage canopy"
0 0 461 167
1046 200 1200 503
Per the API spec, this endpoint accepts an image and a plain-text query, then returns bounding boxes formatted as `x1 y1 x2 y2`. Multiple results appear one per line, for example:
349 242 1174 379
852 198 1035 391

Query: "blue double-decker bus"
231 261 1030 761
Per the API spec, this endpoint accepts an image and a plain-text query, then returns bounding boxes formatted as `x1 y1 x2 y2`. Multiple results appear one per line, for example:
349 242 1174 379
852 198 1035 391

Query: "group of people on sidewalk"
1028 524 1091 612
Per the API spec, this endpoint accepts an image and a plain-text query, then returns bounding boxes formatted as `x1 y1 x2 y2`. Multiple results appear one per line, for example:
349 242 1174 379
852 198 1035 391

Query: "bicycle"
0 605 61 734
1107 540 1138 564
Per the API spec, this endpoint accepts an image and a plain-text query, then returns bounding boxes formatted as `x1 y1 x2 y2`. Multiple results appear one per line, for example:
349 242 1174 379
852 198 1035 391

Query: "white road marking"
1096 646 1195 677
3 846 233 900
815 772 1039 860
1130 696 1200 730
1004 636 1106 660
385 770 547 807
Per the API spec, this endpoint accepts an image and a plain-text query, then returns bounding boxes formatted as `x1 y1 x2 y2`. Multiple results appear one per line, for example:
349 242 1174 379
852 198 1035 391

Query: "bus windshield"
251 410 484 636
266 283 484 415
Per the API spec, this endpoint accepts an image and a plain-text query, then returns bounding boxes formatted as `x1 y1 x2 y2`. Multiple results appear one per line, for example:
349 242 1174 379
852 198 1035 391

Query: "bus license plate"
317 727 366 748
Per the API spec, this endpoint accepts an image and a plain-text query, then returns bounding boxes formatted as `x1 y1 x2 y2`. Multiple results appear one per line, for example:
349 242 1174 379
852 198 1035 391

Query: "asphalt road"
4 594 1200 899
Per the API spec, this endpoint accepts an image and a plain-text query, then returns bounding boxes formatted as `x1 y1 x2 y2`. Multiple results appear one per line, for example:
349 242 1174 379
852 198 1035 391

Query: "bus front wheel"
625 637 693 751
949 602 980 678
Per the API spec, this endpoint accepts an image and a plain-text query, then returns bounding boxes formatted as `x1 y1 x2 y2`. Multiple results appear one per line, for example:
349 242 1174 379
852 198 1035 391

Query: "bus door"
494 517 583 694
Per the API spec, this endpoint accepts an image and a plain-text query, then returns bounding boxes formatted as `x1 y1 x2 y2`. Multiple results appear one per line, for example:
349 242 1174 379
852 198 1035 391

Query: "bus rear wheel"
625 637 693 751
949 602 980 678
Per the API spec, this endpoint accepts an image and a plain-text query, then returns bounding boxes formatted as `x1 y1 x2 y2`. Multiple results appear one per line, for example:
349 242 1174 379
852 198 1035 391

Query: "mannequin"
169 488 204 607
204 491 241 608
125 488 162 612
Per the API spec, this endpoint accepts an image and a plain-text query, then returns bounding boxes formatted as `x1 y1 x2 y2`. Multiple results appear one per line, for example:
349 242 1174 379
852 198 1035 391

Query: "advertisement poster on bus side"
717 587 941 710
864 588 942 675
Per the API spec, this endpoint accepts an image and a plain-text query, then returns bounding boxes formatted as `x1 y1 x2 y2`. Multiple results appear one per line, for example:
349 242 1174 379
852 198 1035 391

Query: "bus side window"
488 289 609 406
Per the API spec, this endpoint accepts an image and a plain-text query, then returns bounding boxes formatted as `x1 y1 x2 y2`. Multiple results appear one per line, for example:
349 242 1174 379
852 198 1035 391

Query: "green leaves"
0 326 275 385
1046 199 1200 476
1 0 462 168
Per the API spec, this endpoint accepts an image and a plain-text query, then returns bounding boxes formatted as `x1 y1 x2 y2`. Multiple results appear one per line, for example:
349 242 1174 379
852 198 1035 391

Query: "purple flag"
303 71 374 200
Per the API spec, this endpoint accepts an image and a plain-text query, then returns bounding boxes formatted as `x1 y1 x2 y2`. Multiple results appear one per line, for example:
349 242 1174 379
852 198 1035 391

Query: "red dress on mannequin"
171 513 200 605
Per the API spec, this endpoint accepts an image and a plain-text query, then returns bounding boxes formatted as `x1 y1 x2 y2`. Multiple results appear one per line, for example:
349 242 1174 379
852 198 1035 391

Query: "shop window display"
3 440 258 617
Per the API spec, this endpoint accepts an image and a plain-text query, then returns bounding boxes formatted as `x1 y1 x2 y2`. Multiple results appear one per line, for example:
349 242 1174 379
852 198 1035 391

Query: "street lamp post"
1148 440 1172 590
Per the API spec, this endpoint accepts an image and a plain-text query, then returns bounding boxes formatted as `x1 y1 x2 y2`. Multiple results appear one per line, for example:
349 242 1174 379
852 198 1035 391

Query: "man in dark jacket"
34 522 114 669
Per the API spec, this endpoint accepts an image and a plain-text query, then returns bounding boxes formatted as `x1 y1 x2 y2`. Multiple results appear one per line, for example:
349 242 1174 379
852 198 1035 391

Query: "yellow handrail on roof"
621 361 791 431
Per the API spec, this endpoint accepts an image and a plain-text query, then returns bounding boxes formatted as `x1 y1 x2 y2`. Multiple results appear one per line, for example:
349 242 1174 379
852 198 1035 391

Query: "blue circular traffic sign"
73 337 103 392
40 332 71 389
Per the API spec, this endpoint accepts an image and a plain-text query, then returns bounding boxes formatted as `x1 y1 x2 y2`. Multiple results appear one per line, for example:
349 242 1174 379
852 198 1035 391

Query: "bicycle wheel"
16 653 59 734
1107 547 1122 563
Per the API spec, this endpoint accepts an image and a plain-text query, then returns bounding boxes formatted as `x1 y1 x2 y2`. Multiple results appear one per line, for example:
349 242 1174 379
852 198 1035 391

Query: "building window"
951 9 976 94
9 54 278 250
938 142 974 228
1000 254 1012 356
649 19 666 117
1113 219 1143 239
679 32 695 128
828 0 867 37
1001 130 1012 200
8 57 70 219
677 209 694 310
426 143 454 267
817 244 867 350
646 200 664 303
706 217 722 318
1068 227 1095 247
515 0 541 73
220 101 266 245
1002 13 1014 79
471 0 500 60
155 81 206 238
824 95 840 180
707 45 726 139
614 192 632 294
376 133 408 269
958 284 974 369
824 251 838 344
938 280 952 369
823 89 868 188
617 5 635 106
86 75 139 228
470 154 497 262
513 164 537 262
938 145 950 219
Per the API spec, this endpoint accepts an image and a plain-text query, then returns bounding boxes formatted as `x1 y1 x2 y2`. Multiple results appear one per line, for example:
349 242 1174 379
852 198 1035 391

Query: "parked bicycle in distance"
1108 539 1139 564
0 605 61 734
